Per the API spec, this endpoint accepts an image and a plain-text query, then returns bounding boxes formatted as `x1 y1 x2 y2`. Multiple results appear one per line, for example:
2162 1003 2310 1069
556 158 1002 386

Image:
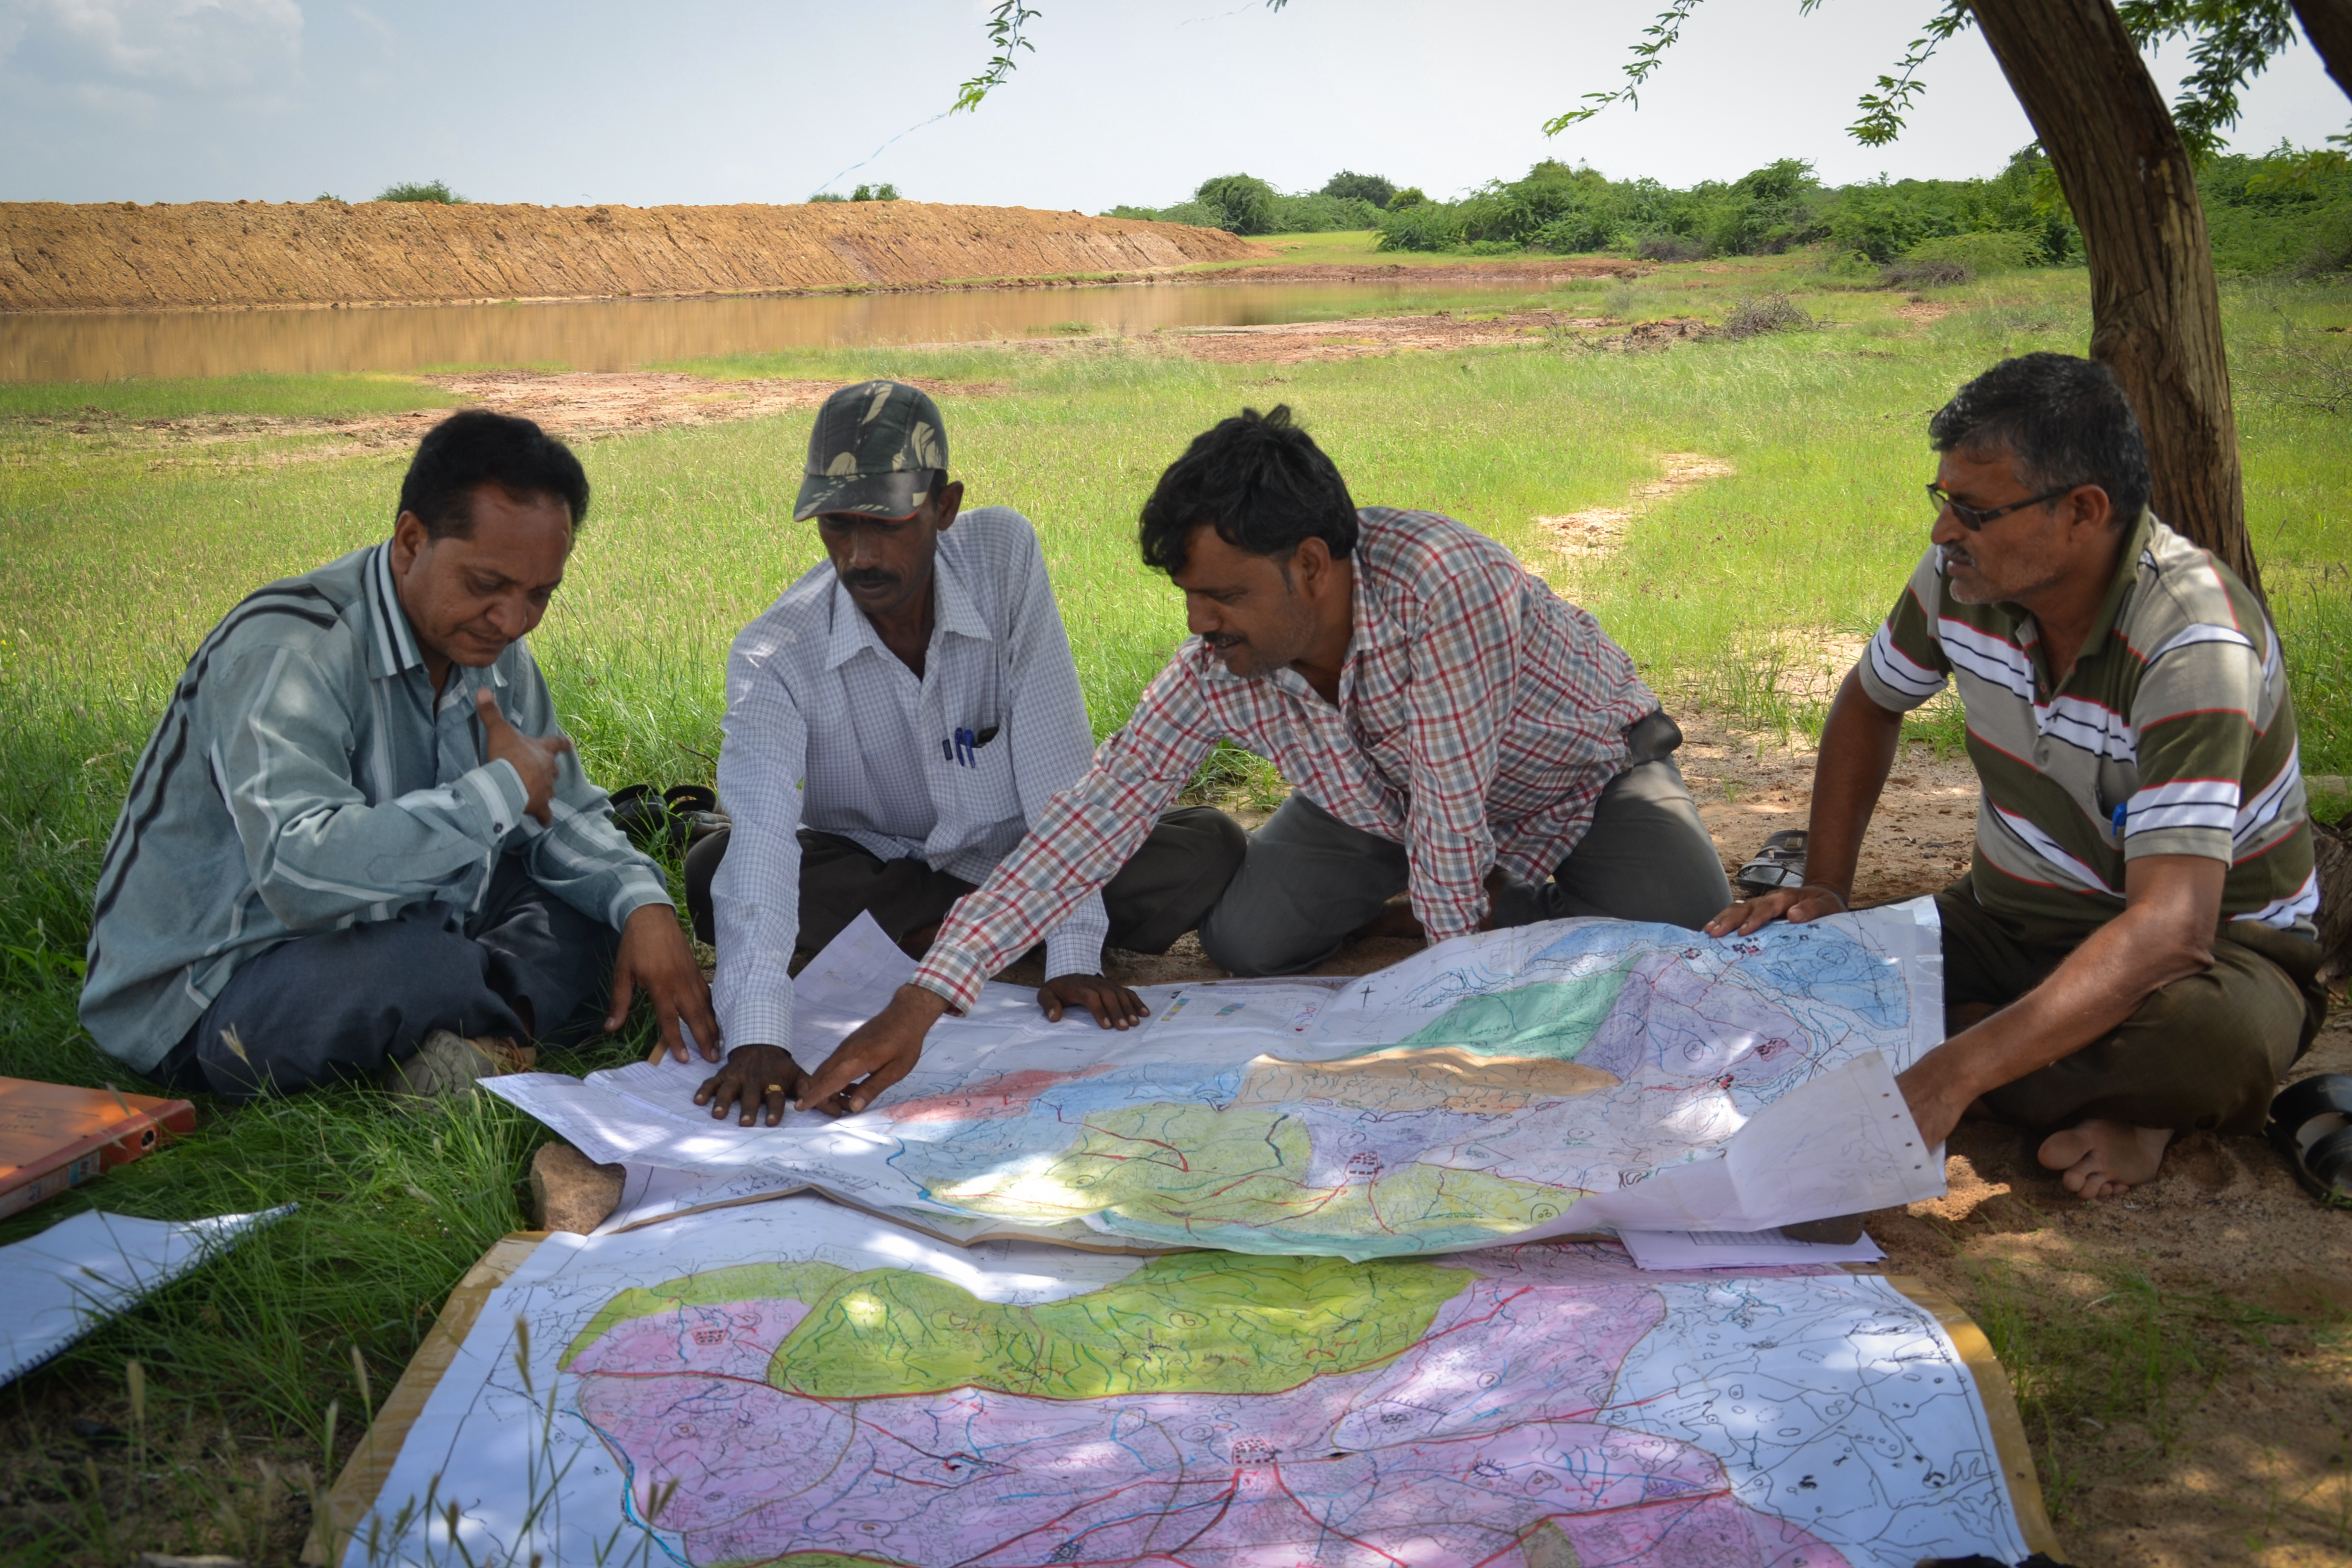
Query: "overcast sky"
4 0 2346 209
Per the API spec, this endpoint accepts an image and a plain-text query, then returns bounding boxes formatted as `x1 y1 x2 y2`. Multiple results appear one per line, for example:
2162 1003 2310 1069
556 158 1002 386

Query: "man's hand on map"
797 984 951 1116
1040 973 1149 1030
1894 1050 1975 1148
695 1043 804 1127
1704 884 1849 938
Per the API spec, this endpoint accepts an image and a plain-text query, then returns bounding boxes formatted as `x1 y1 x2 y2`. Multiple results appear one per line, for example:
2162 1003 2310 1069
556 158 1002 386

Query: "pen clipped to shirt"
941 725 1001 767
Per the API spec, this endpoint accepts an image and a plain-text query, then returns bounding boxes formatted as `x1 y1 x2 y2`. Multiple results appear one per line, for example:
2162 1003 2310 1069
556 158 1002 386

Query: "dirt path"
5 372 1001 462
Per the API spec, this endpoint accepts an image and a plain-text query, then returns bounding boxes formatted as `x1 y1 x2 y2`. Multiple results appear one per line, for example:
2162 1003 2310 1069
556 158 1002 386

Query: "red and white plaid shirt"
912 507 1660 1009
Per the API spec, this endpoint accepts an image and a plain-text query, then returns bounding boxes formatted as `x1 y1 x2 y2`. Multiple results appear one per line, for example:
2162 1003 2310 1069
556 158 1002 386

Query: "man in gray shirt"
81 411 717 1102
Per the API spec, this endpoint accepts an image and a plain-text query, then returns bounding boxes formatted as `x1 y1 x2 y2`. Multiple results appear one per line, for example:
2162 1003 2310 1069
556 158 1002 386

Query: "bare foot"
2037 1119 2174 1199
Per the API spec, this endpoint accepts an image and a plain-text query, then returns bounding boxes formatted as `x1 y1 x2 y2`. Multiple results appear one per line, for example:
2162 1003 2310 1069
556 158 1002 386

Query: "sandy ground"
0 199 1267 312
7 307 1688 462
10 372 1000 461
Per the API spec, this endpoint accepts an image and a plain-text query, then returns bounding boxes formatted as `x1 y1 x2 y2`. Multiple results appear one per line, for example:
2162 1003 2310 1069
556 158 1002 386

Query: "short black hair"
396 409 592 540
1138 405 1358 575
1928 353 2151 525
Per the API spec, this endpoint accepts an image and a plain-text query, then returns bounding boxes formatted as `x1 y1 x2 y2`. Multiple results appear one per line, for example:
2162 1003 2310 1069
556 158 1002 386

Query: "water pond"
2 278 1573 382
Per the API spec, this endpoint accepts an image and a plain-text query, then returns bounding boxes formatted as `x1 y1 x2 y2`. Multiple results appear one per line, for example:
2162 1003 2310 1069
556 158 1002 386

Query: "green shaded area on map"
925 1101 1576 1246
561 1261 847 1365
566 1253 1473 1402
1394 966 1633 1059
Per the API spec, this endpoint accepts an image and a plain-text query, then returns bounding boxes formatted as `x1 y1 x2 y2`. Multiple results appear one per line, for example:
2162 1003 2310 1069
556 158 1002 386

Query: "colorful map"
344 1198 2038 1568
490 904 1946 1256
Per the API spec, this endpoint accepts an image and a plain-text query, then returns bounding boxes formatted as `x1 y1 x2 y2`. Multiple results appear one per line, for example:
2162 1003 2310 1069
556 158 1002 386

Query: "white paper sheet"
0 1206 294 1385
492 901 1950 1257
1618 1226 1886 1270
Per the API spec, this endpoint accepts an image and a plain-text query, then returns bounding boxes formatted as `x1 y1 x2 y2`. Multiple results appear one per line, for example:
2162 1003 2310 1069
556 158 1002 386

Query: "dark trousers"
684 806 1248 966
157 856 620 1104
1197 758 1734 977
1935 883 2328 1138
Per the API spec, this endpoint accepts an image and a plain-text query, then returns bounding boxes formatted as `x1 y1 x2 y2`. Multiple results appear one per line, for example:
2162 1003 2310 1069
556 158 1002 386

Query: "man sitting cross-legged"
1710 353 2327 1199
80 410 719 1103
776 402 1733 1117
688 381 1246 1126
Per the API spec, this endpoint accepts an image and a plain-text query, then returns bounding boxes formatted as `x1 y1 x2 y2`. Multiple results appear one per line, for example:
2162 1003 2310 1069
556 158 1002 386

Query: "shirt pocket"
2094 757 2141 848
936 730 1022 837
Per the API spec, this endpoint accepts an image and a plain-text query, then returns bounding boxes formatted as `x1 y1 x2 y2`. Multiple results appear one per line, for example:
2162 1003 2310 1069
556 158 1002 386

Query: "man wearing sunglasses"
1710 353 2324 1200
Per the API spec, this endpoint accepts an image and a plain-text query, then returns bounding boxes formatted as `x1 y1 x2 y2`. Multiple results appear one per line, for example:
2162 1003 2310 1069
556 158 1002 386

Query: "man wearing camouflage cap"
687 380 1246 1124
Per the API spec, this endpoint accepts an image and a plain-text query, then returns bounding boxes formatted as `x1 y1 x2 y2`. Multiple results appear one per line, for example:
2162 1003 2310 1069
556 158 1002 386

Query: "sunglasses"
1925 481 2076 531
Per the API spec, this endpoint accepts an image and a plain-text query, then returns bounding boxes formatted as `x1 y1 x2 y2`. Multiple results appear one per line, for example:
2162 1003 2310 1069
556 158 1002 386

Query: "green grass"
1 261 2347 1562
0 374 461 421
1190 229 1555 269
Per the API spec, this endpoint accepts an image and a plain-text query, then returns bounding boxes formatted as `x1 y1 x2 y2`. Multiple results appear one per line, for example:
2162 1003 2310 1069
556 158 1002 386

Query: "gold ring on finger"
765 1083 785 1094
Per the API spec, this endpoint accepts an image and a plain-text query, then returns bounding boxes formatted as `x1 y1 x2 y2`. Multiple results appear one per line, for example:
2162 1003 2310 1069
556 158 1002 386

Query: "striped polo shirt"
1857 511 2317 937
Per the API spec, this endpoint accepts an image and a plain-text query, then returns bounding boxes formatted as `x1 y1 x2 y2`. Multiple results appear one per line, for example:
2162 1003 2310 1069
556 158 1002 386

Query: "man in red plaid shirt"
797 405 1732 1114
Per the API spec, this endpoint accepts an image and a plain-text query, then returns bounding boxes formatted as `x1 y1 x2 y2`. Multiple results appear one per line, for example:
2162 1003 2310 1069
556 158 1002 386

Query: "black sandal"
1735 829 1808 897
2268 1074 2352 1208
663 784 729 849
606 783 672 850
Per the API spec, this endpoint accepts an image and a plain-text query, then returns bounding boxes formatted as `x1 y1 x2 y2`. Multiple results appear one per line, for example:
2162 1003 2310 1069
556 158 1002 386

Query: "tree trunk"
2292 0 2352 104
1970 0 2261 599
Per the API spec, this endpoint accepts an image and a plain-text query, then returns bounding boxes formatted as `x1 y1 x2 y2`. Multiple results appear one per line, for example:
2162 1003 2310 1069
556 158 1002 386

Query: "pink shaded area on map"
1578 951 1814 1088
568 1299 807 1384
567 1258 1853 1568
885 1064 1115 1124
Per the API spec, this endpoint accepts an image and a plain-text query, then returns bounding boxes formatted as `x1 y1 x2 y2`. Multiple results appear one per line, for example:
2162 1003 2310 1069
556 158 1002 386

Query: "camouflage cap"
793 380 950 522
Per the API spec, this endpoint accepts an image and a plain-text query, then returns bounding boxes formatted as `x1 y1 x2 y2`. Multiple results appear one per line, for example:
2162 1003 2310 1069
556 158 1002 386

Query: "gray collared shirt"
81 543 671 1070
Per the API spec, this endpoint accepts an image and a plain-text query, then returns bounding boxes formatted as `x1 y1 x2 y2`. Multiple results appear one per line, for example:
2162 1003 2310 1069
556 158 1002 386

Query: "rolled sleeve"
2124 626 2265 864
1398 556 1521 942
710 630 814 1049
1001 520 1113 979
914 660 1218 1010
1854 552 1952 714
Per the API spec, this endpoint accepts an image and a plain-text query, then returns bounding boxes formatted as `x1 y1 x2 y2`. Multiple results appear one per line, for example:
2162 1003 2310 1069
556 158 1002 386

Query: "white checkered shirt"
710 506 1108 1049
913 506 1659 1010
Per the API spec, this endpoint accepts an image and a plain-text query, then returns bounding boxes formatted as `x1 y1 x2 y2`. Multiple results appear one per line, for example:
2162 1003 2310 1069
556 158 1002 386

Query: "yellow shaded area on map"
931 1047 1607 1243
1237 1045 1618 1114
565 1253 1469 1402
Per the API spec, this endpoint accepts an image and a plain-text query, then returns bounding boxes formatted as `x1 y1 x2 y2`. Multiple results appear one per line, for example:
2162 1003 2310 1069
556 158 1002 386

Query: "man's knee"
194 913 512 1101
1983 937 2309 1136
1197 897 1336 977
1106 807 1248 954
1545 762 1731 929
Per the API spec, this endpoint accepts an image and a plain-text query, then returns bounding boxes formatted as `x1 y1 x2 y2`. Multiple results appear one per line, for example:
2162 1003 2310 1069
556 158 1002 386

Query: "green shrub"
851 183 900 202
2200 143 2352 276
1195 174 1279 235
1269 192 1383 233
1902 230 2043 273
375 180 462 204
1388 187 1429 210
1321 171 1397 209
807 191 849 203
1375 202 1467 252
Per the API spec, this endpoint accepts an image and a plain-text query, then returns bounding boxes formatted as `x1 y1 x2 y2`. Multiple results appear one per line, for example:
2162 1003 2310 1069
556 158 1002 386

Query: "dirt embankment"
0 200 1269 313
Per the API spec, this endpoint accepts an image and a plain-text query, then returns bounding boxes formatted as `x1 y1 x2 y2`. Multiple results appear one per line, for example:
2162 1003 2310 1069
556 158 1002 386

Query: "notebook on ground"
0 1077 197 1219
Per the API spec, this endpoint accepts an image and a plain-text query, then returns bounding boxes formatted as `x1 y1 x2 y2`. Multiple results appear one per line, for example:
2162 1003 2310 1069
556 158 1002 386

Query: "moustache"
1203 632 1245 651
842 571 899 592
